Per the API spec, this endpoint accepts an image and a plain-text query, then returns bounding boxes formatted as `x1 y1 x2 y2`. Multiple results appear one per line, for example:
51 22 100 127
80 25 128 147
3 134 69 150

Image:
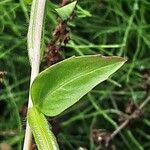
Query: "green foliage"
0 0 150 149
76 5 92 18
24 0 32 5
28 107 59 150
31 55 126 116
0 22 4 33
55 1 77 20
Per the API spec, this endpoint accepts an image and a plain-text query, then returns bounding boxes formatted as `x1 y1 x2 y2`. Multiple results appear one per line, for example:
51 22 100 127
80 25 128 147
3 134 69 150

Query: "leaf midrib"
41 61 122 104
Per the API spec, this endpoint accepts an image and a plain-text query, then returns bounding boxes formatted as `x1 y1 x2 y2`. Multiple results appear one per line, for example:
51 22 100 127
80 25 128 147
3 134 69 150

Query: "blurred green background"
0 0 150 149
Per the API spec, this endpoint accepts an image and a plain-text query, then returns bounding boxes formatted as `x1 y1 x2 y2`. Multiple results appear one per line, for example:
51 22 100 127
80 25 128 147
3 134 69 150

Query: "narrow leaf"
28 107 59 150
55 1 77 20
76 5 92 18
31 55 126 116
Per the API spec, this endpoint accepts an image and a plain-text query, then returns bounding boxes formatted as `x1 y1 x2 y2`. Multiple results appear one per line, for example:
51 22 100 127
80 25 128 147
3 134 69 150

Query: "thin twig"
139 95 150 109
108 95 150 143
110 119 129 139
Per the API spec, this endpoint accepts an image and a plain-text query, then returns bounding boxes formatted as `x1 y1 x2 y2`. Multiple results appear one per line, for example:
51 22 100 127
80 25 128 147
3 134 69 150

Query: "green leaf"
28 107 59 150
55 1 77 20
31 55 126 116
76 5 92 18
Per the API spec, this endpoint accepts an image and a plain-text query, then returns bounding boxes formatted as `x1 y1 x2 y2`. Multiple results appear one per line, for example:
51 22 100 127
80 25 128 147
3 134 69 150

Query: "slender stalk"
23 0 46 149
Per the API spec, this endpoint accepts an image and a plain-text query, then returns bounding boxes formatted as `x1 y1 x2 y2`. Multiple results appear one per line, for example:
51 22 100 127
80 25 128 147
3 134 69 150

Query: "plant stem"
23 0 46 149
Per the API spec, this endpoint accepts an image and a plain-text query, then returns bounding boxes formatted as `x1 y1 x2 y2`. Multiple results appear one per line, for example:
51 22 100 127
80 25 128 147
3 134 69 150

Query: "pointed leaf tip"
31 55 126 116
55 1 77 20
